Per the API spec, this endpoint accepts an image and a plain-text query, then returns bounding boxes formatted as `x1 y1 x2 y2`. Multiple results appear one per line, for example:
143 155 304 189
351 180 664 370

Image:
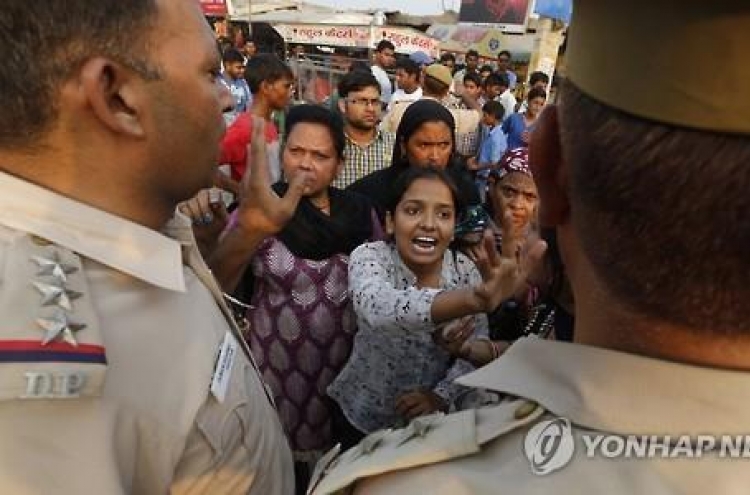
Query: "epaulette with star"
0 234 107 400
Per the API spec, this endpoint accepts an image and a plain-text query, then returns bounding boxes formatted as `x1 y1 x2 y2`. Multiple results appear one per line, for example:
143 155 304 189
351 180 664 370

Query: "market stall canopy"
273 23 440 56
251 5 374 25
227 0 303 21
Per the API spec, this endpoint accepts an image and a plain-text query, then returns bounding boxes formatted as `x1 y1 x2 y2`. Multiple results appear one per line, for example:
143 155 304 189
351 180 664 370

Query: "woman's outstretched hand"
468 229 547 313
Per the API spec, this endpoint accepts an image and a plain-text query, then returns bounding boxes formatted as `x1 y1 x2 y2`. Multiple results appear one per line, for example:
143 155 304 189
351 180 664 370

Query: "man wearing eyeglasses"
333 71 396 189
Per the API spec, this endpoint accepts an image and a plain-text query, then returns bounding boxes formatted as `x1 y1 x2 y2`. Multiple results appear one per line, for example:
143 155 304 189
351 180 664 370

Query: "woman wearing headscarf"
440 148 573 368
347 99 480 223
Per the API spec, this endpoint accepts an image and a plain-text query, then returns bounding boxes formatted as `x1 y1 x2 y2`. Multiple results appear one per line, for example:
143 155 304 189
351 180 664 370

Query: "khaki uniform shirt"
0 172 293 494
381 97 481 158
310 337 750 494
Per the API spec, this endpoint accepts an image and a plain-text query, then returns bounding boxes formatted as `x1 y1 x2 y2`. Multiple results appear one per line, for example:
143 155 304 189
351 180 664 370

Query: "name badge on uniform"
210 332 238 403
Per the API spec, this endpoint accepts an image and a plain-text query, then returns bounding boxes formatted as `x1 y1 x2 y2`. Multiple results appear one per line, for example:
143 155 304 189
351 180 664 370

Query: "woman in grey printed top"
328 167 521 448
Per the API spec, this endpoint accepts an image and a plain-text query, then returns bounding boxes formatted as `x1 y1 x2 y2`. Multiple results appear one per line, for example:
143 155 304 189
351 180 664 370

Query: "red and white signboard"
274 25 372 49
200 0 228 16
373 27 440 57
274 24 440 57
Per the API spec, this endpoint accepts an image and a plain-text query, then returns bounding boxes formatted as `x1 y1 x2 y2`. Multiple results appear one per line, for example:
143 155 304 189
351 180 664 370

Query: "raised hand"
470 229 547 312
233 116 311 235
179 187 229 258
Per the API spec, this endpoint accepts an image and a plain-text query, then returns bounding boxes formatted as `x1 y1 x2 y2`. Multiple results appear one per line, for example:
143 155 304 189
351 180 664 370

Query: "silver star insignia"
37 311 86 347
31 253 78 282
33 281 82 311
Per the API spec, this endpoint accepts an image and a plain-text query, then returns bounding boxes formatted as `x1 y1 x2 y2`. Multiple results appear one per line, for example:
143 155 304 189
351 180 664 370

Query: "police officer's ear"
529 105 569 228
74 57 147 139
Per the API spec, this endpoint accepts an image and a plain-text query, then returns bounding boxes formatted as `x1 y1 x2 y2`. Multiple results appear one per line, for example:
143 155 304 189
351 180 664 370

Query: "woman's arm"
208 117 309 292
349 242 443 333
351 233 523 333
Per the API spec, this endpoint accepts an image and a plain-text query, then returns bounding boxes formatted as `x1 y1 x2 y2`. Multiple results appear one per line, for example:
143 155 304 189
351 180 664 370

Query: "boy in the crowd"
467 100 507 201
462 72 485 107
221 48 252 115
219 54 294 186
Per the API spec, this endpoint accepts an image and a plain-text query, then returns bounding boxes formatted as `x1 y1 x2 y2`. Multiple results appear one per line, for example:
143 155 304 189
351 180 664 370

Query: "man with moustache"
333 71 396 189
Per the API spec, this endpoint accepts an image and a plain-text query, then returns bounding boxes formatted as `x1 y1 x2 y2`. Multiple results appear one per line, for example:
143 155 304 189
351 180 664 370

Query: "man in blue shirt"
467 100 507 201
221 48 252 114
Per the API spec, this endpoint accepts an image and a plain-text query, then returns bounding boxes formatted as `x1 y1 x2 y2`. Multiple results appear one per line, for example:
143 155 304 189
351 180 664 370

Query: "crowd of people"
186 38 560 490
1 0 748 494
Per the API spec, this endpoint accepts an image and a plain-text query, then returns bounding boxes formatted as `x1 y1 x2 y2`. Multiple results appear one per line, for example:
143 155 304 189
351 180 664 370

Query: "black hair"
391 99 457 171
222 48 244 64
479 65 493 74
463 72 482 87
395 57 420 77
244 53 293 94
285 104 345 159
529 71 550 87
0 0 159 148
561 81 750 332
386 166 464 215
376 40 395 52
527 87 547 102
440 53 456 63
482 100 505 121
466 50 479 59
498 50 512 59
338 70 380 98
484 73 508 89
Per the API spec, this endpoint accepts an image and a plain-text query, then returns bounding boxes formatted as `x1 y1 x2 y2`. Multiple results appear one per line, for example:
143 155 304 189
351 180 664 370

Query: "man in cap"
381 63 482 159
408 51 434 69
0 0 295 493
308 0 750 493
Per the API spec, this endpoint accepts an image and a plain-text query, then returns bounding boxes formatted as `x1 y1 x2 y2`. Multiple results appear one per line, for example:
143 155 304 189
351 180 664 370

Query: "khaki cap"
424 64 453 88
567 0 750 134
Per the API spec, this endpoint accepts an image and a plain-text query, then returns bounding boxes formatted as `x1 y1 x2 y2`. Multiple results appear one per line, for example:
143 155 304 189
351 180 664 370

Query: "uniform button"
30 235 52 246
514 400 538 420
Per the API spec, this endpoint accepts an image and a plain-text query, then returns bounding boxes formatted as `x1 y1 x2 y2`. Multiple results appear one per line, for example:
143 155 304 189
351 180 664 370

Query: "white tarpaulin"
228 0 301 21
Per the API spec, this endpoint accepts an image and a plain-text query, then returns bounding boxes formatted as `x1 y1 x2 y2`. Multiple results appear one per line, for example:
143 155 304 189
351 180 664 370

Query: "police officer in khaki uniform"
0 0 297 493
308 1 750 493
381 64 483 158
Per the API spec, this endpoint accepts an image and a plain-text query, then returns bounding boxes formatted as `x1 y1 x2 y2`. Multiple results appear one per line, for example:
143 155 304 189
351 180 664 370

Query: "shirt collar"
345 129 385 148
459 337 750 435
0 171 186 291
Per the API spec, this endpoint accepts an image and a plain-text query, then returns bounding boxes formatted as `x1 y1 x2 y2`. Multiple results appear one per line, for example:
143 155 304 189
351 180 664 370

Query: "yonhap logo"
524 417 575 475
